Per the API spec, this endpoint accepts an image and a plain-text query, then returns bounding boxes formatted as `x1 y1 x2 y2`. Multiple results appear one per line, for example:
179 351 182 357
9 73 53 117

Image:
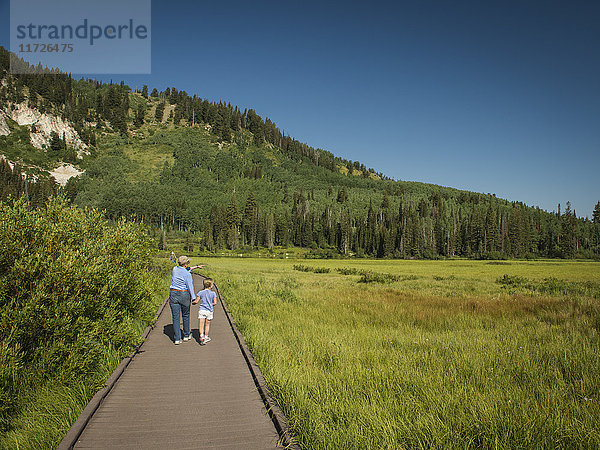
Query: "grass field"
194 257 600 449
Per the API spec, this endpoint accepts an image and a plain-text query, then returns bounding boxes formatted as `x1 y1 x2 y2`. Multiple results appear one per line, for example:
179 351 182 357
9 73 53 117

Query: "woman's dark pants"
169 290 191 341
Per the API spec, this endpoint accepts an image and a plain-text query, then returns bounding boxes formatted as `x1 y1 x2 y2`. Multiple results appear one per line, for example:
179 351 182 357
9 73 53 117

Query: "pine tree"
203 217 214 251
225 194 239 249
560 201 577 258
264 213 275 249
242 192 259 246
210 206 226 249
365 201 377 255
183 231 194 253
49 131 62 158
64 177 78 203
253 124 264 146
220 123 231 142
300 211 314 247
155 102 165 122
382 191 390 209
484 205 499 255
131 103 144 127
66 145 77 163
593 201 600 224
157 230 166 250
340 208 351 255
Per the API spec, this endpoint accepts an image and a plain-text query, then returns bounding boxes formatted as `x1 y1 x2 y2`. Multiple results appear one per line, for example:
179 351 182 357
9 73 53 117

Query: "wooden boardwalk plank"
73 274 281 449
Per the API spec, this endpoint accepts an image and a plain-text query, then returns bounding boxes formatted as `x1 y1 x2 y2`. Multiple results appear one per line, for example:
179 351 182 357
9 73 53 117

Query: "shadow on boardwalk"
63 274 289 449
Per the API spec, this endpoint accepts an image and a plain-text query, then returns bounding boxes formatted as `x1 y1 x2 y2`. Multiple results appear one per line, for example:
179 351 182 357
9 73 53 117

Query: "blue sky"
1 0 599 217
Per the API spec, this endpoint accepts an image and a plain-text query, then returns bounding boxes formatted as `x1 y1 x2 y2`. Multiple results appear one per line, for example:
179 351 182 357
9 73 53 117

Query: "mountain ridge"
1 46 599 259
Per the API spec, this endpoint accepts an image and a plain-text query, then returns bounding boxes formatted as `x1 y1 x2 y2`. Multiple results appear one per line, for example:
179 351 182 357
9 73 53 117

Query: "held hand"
192 297 200 304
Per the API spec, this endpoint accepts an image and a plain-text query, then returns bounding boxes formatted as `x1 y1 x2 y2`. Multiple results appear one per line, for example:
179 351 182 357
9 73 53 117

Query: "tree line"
70 128 600 260
202 190 600 259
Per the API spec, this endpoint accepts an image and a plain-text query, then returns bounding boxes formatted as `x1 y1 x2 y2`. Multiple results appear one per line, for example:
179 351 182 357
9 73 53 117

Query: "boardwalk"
71 274 281 449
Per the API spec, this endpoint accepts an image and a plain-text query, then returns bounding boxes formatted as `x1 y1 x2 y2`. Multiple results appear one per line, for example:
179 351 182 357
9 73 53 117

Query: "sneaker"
174 340 181 345
203 337 212 343
199 337 205 345
183 335 192 342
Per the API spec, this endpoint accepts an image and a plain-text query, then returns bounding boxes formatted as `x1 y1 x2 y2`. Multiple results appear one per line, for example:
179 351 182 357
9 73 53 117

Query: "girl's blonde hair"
203 278 213 289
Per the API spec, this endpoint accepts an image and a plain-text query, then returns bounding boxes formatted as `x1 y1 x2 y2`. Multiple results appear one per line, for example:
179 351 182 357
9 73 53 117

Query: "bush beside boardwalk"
0 197 168 448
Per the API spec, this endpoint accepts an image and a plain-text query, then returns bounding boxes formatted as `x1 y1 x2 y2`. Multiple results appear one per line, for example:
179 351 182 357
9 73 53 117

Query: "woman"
169 255 202 344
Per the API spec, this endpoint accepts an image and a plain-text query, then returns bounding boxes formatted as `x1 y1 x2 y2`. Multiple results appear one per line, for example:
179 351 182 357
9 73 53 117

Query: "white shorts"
198 309 213 320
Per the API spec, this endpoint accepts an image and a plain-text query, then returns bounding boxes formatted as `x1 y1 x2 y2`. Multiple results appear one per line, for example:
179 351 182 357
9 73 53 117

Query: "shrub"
336 267 362 276
477 251 508 260
358 271 419 284
496 274 527 287
0 197 157 432
421 249 440 260
293 264 330 273
496 274 600 298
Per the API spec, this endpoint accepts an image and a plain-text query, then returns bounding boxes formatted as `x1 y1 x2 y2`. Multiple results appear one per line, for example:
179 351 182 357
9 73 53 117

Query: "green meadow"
196 257 600 449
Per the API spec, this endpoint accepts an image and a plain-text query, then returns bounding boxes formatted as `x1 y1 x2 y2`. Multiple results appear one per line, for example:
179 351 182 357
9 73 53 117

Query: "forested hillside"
2 46 599 259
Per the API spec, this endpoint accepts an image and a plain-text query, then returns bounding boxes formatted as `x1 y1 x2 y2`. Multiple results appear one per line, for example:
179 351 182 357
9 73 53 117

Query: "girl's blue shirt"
197 288 217 312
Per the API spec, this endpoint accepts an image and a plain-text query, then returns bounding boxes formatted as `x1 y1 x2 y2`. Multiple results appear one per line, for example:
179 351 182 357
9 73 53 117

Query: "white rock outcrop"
50 163 84 186
0 113 9 136
0 102 90 158
0 154 14 169
1 155 81 185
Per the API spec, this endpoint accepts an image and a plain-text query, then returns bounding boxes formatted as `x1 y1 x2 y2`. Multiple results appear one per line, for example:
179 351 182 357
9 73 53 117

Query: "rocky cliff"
0 100 89 185
0 114 8 136
0 101 89 158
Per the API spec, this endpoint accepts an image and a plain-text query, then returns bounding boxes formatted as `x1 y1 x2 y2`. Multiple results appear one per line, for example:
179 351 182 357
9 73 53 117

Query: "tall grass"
200 257 600 448
497 274 600 298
